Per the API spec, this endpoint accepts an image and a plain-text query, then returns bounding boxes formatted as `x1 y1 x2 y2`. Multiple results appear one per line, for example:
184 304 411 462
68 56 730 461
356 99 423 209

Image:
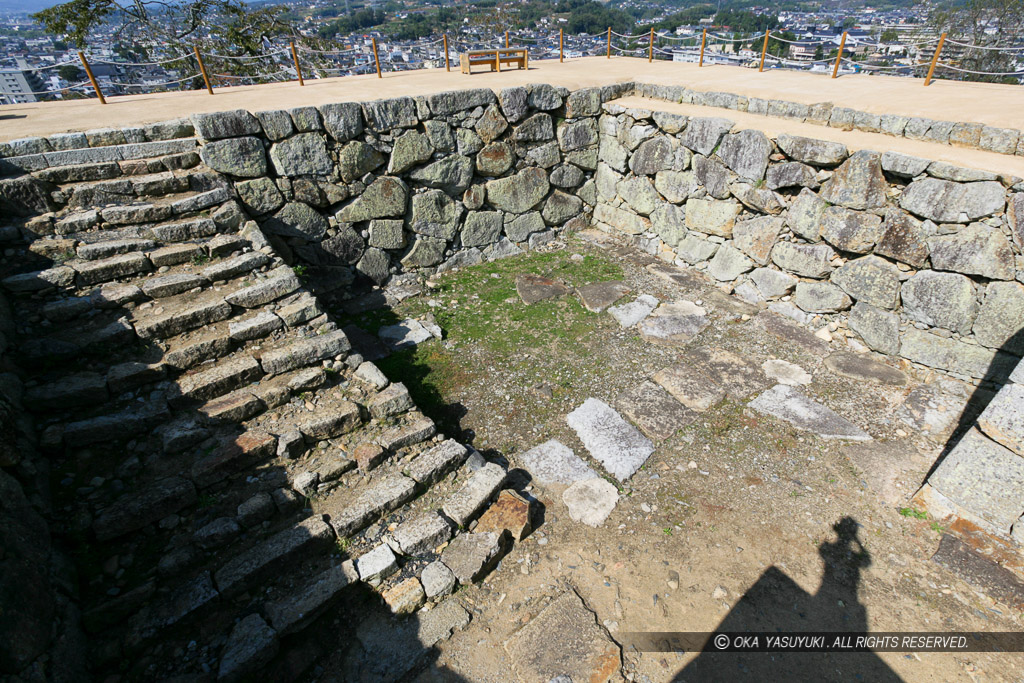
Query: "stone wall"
0 290 87 678
631 82 1024 157
592 98 1024 386
149 84 630 290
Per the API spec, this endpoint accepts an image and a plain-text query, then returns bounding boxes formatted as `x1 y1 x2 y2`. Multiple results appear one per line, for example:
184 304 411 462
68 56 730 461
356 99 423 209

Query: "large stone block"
684 198 741 237
682 116 733 156
770 241 835 279
972 281 1024 353
717 129 770 181
819 206 882 254
901 273 976 335
900 328 1016 379
928 429 1024 533
899 178 1005 223
336 176 408 222
269 133 332 176
928 224 1014 280
191 109 260 140
819 150 887 210
848 302 900 355
486 167 549 214
874 208 929 267
830 255 900 310
776 134 847 166
199 137 267 177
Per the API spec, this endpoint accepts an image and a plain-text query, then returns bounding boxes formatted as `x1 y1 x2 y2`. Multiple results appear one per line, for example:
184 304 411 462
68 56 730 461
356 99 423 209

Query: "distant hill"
0 0 61 13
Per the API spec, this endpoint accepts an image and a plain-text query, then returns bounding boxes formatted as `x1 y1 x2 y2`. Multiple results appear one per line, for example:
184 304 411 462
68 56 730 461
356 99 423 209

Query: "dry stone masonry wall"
1 81 1023 679
593 98 1024 386
631 81 1024 158
0 82 628 681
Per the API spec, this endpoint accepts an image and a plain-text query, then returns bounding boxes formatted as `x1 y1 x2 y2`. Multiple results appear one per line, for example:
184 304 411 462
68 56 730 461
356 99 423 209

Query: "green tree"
929 0 1024 82
880 27 899 42
57 64 83 82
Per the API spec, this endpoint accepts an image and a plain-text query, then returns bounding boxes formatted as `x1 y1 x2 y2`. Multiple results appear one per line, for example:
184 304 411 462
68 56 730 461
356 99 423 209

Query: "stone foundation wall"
631 82 1024 158
0 292 87 678
592 98 1024 385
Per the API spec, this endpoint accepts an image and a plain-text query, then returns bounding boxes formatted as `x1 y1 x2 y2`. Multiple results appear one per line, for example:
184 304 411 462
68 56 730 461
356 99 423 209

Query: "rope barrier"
90 55 192 67
17 81 93 95
298 45 361 55
203 48 289 61
935 62 1024 76
110 73 201 88
17 58 82 71
936 39 1024 51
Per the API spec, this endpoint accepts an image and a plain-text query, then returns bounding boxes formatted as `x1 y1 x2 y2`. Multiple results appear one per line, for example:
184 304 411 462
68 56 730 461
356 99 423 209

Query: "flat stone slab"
932 534 1024 610
895 382 982 439
504 589 621 683
616 380 698 441
825 351 907 386
749 384 872 441
928 428 1024 533
439 531 503 583
686 347 771 399
608 294 658 328
516 273 569 304
566 398 655 481
653 364 724 412
576 280 630 312
562 478 620 528
519 439 598 485
752 310 830 356
977 383 1024 456
638 301 710 347
762 359 812 386
378 318 440 350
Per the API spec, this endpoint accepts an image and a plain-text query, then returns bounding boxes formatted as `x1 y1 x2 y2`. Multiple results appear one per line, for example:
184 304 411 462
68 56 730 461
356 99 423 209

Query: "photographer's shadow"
674 517 902 682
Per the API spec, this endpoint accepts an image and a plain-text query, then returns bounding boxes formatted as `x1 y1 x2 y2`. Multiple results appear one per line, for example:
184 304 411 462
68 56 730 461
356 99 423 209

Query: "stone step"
72 252 152 286
133 292 234 340
169 354 263 405
213 516 335 598
22 315 136 363
2 137 197 175
77 237 159 261
32 148 201 185
62 401 169 447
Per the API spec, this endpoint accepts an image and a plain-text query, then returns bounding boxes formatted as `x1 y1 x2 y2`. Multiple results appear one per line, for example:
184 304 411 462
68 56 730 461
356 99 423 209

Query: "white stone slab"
607 294 659 328
566 398 655 481
519 439 598 485
749 384 871 441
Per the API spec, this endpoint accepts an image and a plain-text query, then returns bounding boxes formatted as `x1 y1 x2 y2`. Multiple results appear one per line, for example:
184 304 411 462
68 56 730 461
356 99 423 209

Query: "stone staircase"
1 132 516 680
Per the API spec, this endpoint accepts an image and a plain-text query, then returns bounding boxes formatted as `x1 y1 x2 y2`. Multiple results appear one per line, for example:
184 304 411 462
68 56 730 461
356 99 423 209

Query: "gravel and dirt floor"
321 231 1024 683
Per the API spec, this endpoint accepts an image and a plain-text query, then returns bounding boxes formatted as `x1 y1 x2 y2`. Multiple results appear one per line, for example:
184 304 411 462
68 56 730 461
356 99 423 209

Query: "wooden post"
443 34 450 72
607 27 611 59
924 32 946 86
290 41 304 86
649 28 654 62
505 31 509 48
831 31 847 78
560 28 563 62
698 28 706 67
372 37 382 78
758 29 770 72
194 46 213 94
78 51 105 104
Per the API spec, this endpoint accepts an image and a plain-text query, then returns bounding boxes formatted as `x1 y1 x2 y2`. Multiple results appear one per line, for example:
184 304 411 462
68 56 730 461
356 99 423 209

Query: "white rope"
17 58 82 71
840 58 923 71
655 33 701 42
939 39 1024 52
16 81 93 95
707 33 759 43
204 48 289 61
298 45 361 55
211 68 292 80
611 31 649 39
935 62 1024 76
112 73 201 88
90 54 191 67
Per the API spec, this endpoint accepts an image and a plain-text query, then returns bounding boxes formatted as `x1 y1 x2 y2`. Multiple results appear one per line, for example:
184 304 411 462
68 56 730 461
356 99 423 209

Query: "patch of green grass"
930 522 946 534
898 507 928 520
191 252 210 266
376 344 472 437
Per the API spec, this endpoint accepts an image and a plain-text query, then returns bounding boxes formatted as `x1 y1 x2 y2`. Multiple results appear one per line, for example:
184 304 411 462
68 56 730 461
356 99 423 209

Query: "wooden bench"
460 48 529 74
